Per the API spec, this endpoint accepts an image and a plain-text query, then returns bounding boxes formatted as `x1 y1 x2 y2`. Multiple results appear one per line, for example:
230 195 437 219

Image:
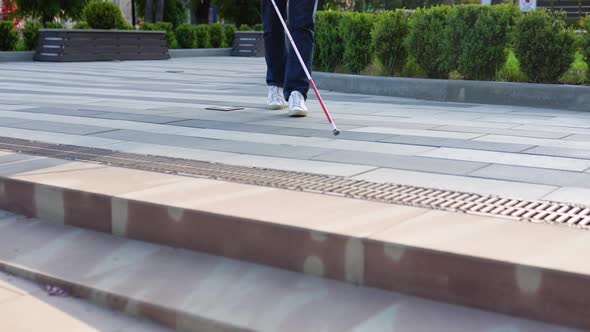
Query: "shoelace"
268 86 281 103
291 92 303 108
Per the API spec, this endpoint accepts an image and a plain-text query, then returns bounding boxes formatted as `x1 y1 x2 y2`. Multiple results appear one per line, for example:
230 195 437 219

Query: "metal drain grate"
0 136 588 229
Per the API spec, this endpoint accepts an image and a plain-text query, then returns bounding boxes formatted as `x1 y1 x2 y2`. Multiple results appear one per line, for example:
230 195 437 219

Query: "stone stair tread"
0 212 577 332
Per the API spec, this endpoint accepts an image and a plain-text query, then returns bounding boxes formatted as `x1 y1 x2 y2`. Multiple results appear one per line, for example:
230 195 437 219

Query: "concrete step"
0 151 589 329
0 211 579 332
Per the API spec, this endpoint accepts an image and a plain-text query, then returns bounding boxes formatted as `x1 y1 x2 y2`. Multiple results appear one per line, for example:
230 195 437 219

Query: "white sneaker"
266 86 287 110
288 91 309 117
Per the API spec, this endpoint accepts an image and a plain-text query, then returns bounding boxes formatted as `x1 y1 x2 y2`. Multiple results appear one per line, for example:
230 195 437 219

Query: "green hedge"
194 25 209 48
372 10 410 76
0 21 18 51
155 21 175 47
407 6 451 78
514 10 575 83
175 23 196 48
224 24 236 47
23 21 42 51
447 5 520 80
340 12 375 74
209 23 224 48
314 6 582 84
73 21 92 29
315 11 345 72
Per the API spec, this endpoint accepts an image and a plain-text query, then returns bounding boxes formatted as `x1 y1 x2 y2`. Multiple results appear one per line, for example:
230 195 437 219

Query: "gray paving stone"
266 127 395 141
524 146 590 160
0 152 40 166
0 156 69 177
0 127 124 148
4 120 115 135
420 147 590 171
514 124 590 136
353 168 557 200
432 125 569 139
93 129 332 160
252 119 361 131
475 135 590 150
168 119 282 133
313 150 488 175
351 127 484 140
469 164 590 188
0 117 30 126
83 112 185 124
542 187 590 206
10 107 106 117
564 134 590 142
379 135 533 153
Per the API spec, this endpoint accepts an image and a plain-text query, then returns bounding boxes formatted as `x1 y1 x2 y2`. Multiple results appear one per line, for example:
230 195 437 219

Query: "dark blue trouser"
261 0 317 100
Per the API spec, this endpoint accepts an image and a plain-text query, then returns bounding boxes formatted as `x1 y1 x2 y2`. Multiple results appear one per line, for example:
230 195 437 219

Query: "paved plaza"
1 57 589 205
1 56 590 330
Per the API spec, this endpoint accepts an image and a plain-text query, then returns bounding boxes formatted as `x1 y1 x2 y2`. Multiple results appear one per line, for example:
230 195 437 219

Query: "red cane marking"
309 79 334 125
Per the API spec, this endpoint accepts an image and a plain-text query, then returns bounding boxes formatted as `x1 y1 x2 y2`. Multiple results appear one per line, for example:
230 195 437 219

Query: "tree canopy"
15 0 88 22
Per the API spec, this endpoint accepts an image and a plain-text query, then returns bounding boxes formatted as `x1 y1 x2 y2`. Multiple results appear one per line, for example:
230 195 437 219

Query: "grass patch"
15 38 27 51
560 51 588 85
496 49 527 82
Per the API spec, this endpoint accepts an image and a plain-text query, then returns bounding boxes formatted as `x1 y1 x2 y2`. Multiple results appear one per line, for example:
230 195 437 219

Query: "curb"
313 72 590 111
0 51 34 62
169 48 232 58
0 174 589 330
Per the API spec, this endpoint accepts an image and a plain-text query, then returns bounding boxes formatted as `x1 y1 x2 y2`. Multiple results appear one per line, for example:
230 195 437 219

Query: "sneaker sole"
267 104 286 110
288 109 309 117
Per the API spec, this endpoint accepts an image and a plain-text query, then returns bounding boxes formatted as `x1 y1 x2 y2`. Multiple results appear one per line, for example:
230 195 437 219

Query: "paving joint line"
0 135 588 230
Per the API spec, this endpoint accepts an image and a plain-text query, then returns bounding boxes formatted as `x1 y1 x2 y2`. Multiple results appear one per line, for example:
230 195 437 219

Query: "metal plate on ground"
205 106 244 112
0 136 588 230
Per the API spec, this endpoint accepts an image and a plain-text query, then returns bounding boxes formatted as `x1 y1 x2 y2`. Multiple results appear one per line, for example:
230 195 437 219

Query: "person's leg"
261 0 287 88
284 0 317 101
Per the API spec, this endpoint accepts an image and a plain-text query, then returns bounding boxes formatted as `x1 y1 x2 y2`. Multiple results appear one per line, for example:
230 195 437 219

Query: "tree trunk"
145 0 154 23
194 0 210 24
155 0 165 22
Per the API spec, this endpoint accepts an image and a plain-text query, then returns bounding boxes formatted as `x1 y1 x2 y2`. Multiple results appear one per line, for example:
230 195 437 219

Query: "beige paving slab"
370 210 590 276
8 159 188 196
119 176 430 237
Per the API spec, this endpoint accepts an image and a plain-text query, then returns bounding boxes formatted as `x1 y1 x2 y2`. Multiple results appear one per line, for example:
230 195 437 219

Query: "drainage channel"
0 136 588 229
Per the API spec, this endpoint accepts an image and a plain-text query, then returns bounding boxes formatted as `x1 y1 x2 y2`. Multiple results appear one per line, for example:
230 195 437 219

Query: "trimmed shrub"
406 6 452 79
582 16 590 80
73 21 92 29
447 5 520 80
224 24 236 47
23 21 42 51
119 22 135 30
239 24 252 31
155 21 175 46
140 23 156 30
194 24 209 48
0 21 18 51
209 23 224 48
372 10 409 76
315 11 345 72
253 23 263 31
339 12 375 74
514 9 575 83
83 0 126 30
45 22 65 29
175 23 196 48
